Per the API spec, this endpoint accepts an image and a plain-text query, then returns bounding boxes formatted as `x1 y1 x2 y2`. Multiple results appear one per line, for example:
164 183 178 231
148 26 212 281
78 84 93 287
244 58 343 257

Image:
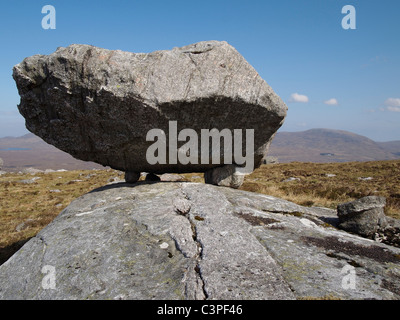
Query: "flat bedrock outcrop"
1 182 399 300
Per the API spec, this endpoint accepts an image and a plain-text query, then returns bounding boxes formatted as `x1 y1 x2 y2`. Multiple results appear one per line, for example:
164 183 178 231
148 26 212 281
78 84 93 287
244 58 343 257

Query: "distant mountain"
268 128 400 163
1 129 399 171
0 133 105 171
377 141 400 157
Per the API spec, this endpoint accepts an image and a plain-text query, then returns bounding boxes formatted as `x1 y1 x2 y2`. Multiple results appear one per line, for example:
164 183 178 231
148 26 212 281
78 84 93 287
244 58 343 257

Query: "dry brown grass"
240 160 400 219
1 160 399 265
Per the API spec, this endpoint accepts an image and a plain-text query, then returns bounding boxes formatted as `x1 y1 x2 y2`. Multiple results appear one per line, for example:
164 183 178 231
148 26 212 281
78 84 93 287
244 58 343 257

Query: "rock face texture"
0 157 3 170
338 196 387 238
13 41 287 182
1 182 400 300
204 164 244 189
338 196 400 247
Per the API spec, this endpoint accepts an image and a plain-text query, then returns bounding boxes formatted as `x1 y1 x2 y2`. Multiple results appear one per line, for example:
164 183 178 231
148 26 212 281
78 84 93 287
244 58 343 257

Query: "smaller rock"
358 177 373 181
381 217 400 247
159 242 169 249
337 196 387 238
124 172 140 184
107 176 124 184
17 177 41 184
283 177 300 182
22 167 43 175
66 180 83 184
15 219 35 232
204 164 244 189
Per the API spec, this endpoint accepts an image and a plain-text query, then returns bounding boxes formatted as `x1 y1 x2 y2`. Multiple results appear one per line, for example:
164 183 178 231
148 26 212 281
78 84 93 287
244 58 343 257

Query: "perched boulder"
337 196 387 238
1 183 399 300
13 41 287 187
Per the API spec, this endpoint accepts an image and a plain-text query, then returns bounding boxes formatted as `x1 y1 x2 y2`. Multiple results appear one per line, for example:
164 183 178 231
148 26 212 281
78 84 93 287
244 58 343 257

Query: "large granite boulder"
1 182 399 300
0 157 3 170
12 41 287 186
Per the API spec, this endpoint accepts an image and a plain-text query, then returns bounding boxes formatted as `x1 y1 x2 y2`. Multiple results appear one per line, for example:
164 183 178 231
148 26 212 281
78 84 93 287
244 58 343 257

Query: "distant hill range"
0 133 104 171
0 129 399 171
268 128 400 163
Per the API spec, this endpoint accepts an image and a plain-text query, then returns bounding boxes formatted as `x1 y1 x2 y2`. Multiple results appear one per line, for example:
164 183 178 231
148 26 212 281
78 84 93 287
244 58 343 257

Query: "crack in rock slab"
180 183 295 300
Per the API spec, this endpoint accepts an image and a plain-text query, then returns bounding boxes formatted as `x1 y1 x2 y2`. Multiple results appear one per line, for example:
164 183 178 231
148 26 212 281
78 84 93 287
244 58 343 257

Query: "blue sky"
0 0 399 141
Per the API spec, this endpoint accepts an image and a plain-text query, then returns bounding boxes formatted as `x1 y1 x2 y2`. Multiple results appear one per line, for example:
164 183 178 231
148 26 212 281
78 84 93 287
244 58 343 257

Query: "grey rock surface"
159 173 184 182
13 41 287 176
337 196 387 238
1 183 400 300
381 217 400 247
204 164 244 188
337 196 400 247
0 157 3 170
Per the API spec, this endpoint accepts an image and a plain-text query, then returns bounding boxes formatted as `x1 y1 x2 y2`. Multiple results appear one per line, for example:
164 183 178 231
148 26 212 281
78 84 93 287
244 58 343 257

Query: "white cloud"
324 98 338 105
385 98 400 108
289 93 309 103
387 106 400 112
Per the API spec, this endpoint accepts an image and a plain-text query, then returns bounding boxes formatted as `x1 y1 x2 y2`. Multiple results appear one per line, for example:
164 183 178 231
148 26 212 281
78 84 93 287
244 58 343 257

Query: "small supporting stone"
204 164 245 189
124 171 140 184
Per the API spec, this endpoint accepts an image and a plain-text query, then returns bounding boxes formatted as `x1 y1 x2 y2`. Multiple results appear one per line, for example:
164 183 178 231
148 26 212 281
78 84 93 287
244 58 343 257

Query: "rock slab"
1 183 400 300
13 41 287 177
